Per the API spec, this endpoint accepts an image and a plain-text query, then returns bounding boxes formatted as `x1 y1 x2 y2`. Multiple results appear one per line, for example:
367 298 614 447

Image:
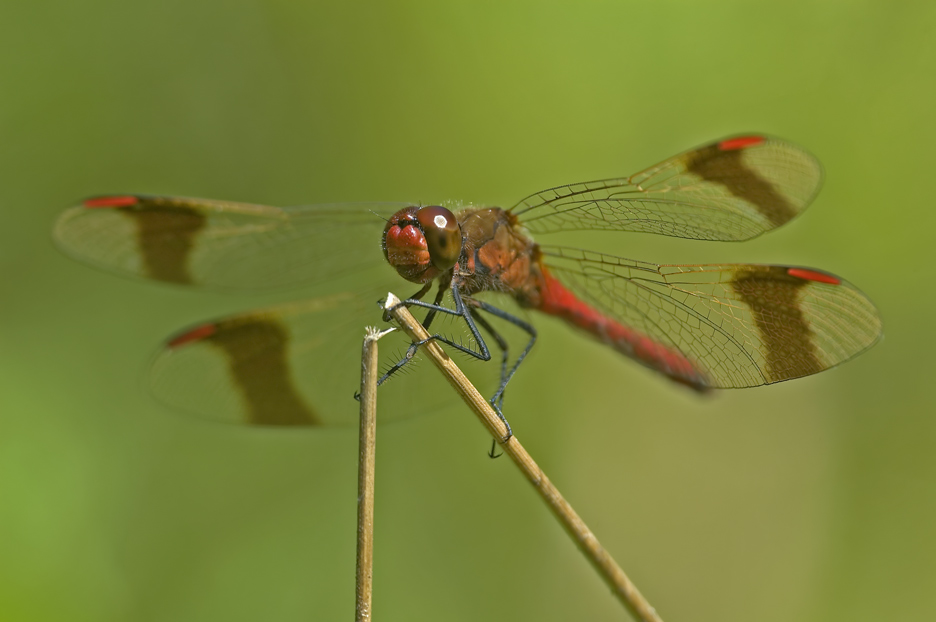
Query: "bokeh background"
2 2 934 621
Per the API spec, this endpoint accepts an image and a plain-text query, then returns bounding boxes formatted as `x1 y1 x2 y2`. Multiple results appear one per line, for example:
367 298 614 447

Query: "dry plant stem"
382 293 663 622
356 327 390 622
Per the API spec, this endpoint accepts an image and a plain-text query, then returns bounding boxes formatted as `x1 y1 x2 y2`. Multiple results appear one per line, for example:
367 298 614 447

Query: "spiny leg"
469 308 510 410
388 284 521 441
470 308 510 458
378 281 493 389
393 283 493 362
398 290 537 441
376 283 448 387
418 279 449 332
381 281 432 324
468 299 537 413
381 285 537 443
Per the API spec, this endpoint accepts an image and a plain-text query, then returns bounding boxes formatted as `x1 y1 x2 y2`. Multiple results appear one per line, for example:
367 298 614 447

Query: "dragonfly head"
383 205 462 284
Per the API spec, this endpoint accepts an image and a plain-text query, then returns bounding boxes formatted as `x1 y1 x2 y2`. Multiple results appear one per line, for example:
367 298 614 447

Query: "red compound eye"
416 206 461 272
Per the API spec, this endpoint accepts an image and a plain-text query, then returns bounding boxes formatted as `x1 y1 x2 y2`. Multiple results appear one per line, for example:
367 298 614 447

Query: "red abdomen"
533 272 709 391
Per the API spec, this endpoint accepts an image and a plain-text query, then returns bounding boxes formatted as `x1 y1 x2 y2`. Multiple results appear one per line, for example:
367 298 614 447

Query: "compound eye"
416 206 461 272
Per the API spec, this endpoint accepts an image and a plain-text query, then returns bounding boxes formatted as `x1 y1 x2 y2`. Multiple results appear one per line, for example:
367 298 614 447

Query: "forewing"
53 195 411 289
540 246 882 388
511 135 822 241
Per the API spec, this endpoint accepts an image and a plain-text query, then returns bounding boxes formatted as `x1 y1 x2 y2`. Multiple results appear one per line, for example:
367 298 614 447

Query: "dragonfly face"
383 205 461 284
54 135 882 426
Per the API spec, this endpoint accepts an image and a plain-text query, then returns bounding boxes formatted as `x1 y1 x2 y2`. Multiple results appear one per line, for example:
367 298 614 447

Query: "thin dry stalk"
356 326 391 622
382 293 663 622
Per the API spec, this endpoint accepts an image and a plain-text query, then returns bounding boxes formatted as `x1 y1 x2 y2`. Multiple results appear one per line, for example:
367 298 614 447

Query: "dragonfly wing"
148 286 499 427
539 245 882 388
53 195 412 289
511 135 822 241
55 195 498 426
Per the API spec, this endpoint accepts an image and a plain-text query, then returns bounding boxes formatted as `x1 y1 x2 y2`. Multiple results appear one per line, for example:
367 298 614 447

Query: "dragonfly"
54 135 882 428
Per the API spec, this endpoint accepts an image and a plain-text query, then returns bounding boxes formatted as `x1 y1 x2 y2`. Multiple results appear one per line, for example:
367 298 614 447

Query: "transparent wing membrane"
511 135 822 241
53 134 879 428
149 289 499 427
539 245 881 388
54 195 411 289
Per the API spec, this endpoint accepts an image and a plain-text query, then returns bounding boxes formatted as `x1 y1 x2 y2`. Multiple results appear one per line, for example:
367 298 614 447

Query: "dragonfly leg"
369 283 452 391
374 339 423 386
386 285 523 444
470 309 510 458
395 284 494 362
384 281 457 332
382 282 432 323
374 283 492 390
353 338 423 401
468 299 537 421
468 309 510 410
416 281 449 332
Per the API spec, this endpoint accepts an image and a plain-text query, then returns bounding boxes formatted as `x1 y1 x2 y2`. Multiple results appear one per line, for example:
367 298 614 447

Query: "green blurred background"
1 2 934 621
